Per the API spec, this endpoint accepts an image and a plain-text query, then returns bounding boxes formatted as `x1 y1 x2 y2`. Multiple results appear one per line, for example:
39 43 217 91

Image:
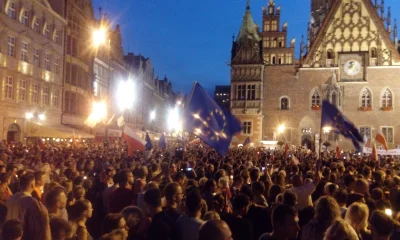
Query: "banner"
363 147 400 156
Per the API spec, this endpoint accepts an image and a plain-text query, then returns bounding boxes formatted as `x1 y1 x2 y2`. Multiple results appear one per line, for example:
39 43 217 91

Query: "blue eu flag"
321 100 363 151
183 82 242 155
145 132 153 150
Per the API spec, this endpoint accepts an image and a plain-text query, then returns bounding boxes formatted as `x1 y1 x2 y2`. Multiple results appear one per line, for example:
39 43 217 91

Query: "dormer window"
44 24 50 38
33 18 40 33
21 9 29 26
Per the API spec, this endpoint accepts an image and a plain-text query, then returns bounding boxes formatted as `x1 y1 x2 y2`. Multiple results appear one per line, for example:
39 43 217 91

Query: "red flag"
122 126 146 156
375 133 388 151
372 143 378 161
284 143 289 156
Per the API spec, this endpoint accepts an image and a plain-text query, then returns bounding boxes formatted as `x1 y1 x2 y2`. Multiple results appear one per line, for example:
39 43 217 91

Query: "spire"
236 1 260 42
387 7 391 33
394 19 398 44
246 0 250 10
380 0 384 20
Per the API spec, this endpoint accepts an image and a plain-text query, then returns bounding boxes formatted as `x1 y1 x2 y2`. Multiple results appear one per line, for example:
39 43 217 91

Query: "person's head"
19 173 35 192
203 211 221 221
34 170 46 187
369 210 394 239
283 190 298 207
354 179 370 197
323 220 358 240
164 182 183 207
251 181 265 196
324 183 339 196
121 206 144 232
117 170 133 187
291 175 303 188
102 213 128 235
60 180 73 194
334 189 348 207
72 185 86 201
0 172 11 185
362 166 372 179
204 179 217 194
198 220 232 240
268 184 284 204
144 187 162 212
50 217 72 240
343 174 356 191
249 168 260 182
231 194 250 216
314 196 341 225
186 189 203 215
271 204 300 239
345 202 369 233
2 219 23 240
44 187 68 211
69 199 93 222
173 171 187 187
371 188 384 201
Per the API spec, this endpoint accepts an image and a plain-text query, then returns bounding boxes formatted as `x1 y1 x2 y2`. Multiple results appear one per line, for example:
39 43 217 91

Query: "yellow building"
0 0 67 141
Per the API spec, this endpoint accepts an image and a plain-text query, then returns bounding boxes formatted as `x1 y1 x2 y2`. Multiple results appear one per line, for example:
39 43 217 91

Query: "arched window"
280 97 289 110
311 89 320 107
7 1 16 19
361 88 372 107
327 49 334 60
272 56 276 64
371 47 377 58
382 88 392 108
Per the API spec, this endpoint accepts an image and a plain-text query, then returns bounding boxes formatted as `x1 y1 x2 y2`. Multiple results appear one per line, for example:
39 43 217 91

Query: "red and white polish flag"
122 126 146 155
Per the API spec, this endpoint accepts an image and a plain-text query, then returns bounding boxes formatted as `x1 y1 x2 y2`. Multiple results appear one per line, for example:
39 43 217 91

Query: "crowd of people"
0 140 399 240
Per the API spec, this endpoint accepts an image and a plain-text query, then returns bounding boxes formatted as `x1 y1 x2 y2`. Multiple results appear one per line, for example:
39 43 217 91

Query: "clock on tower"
339 53 366 82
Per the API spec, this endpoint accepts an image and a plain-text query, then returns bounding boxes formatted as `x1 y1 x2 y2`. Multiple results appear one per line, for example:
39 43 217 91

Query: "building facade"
0 0 66 141
61 0 94 131
231 0 400 150
214 85 230 110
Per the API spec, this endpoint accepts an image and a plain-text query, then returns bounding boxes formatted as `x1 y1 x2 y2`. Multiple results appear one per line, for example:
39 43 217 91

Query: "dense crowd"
0 140 399 240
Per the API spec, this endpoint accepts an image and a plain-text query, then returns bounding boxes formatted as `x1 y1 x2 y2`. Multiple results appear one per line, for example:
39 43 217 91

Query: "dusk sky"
92 0 400 93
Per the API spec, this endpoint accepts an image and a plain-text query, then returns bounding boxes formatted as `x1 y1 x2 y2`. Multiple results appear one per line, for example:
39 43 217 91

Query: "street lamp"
277 124 285 134
92 27 107 47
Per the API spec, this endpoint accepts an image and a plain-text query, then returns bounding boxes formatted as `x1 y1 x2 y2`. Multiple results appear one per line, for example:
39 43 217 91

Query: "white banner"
363 147 400 155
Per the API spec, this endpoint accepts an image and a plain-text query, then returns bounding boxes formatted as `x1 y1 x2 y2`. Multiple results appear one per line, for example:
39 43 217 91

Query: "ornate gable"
303 0 400 67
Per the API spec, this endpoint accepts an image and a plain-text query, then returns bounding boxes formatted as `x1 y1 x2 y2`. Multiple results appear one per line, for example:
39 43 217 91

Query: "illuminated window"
381 127 394 143
243 122 252 134
311 89 320 106
43 86 49 105
19 80 26 101
280 97 289 110
7 1 16 19
21 9 29 26
5 76 14 99
8 36 15 57
21 41 28 62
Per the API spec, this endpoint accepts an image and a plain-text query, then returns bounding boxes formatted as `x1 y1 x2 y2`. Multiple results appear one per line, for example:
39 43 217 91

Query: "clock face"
344 60 361 76
339 54 365 82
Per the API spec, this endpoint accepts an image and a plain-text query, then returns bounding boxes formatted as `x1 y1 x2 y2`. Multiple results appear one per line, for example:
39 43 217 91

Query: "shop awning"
26 122 94 138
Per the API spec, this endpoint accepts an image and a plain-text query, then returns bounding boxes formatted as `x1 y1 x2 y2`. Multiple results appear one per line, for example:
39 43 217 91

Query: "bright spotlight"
277 124 285 134
168 107 182 132
385 208 393 217
38 113 45 121
25 112 33 120
92 101 107 120
150 110 156 121
117 80 135 111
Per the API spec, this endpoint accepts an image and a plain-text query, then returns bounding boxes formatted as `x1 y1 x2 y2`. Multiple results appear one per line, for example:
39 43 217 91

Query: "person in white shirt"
288 162 321 211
